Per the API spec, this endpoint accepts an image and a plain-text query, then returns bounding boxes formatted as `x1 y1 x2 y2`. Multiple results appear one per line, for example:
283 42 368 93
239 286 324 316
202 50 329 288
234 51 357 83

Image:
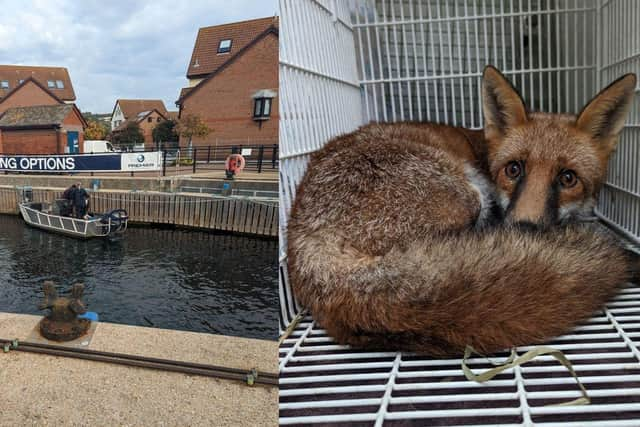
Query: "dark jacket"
72 188 89 207
62 186 76 200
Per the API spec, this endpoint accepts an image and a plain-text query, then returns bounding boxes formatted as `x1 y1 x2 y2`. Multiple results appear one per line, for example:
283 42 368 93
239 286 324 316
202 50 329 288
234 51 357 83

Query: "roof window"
56 80 64 89
218 39 232 54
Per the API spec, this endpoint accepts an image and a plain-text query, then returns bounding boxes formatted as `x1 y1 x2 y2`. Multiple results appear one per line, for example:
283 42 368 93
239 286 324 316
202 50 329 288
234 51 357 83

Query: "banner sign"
0 152 163 173
121 152 162 172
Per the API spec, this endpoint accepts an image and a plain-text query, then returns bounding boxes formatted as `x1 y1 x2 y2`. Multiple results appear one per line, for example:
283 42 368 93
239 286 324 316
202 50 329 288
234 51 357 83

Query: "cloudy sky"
0 0 278 114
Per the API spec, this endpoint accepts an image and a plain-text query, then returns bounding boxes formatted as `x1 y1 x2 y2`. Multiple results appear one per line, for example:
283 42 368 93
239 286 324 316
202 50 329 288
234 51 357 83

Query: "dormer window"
1 80 9 89
47 80 55 88
218 39 232 54
56 80 64 89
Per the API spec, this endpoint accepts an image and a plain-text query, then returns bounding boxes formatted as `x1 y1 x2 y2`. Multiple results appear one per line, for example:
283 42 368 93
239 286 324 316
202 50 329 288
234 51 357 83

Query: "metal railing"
19 201 128 238
0 143 279 177
156 143 279 176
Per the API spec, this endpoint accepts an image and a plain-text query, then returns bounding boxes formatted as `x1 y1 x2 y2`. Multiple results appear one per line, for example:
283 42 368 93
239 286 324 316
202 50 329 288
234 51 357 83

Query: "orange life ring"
225 154 246 174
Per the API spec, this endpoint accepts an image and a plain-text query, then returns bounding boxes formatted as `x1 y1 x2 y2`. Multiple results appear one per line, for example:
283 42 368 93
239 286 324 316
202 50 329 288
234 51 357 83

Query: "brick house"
176 17 279 148
0 66 85 155
0 65 76 106
0 77 71 116
0 104 87 154
110 99 168 130
112 108 167 149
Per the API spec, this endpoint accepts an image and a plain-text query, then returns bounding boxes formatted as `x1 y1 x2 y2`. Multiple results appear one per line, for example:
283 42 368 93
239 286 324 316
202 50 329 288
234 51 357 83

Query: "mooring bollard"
38 281 91 342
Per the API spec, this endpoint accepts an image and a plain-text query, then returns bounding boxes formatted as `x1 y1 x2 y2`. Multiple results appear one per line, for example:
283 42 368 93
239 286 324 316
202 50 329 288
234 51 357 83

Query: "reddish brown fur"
287 67 638 356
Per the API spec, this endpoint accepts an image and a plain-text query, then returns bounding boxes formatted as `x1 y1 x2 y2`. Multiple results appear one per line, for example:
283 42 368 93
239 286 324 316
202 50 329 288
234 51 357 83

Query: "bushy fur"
287 68 638 356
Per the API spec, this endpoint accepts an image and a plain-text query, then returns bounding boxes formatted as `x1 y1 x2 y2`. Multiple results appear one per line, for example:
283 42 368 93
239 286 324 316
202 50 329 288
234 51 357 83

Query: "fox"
286 66 639 356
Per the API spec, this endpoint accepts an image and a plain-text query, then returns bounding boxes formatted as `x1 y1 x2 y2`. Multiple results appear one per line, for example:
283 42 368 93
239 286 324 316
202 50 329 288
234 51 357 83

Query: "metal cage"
279 0 640 425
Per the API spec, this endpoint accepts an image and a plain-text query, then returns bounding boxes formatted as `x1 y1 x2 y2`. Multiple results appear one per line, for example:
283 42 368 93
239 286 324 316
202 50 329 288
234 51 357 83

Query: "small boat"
19 200 128 239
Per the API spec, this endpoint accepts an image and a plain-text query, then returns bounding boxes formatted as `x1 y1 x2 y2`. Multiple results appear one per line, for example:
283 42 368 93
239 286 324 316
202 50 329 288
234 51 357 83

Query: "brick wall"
0 108 85 154
138 111 166 149
0 129 59 154
0 81 61 115
179 32 278 147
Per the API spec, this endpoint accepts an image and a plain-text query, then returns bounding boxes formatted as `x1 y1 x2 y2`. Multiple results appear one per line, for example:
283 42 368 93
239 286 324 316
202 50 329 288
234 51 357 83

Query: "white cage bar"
279 0 640 425
279 0 365 329
596 0 640 241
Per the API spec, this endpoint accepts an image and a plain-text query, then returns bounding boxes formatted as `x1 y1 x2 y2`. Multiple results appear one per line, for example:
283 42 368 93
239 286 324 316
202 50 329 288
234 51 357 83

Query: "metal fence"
157 144 279 176
279 0 640 425
1 144 279 177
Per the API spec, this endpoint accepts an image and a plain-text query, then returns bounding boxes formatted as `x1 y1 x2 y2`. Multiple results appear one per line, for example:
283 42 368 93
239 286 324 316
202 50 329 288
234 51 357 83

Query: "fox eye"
505 161 523 179
558 170 578 188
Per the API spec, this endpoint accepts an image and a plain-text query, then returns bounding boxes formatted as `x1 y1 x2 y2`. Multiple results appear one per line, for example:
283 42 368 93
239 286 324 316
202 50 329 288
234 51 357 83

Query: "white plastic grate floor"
280 281 640 426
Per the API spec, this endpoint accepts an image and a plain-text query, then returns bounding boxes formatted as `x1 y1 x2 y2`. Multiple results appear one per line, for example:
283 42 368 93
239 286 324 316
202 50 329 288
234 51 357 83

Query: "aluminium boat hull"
19 201 128 239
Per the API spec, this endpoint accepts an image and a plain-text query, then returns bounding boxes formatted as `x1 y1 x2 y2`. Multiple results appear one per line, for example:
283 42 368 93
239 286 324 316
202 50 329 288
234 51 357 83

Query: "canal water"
0 215 278 340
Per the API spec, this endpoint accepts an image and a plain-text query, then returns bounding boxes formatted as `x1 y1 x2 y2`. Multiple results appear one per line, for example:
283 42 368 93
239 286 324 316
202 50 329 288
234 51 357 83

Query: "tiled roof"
186 16 278 79
0 65 76 101
0 104 74 128
113 108 167 132
116 99 168 120
177 23 278 105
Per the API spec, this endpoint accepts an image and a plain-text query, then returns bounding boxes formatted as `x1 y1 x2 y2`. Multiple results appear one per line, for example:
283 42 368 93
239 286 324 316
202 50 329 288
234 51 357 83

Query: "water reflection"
0 215 278 340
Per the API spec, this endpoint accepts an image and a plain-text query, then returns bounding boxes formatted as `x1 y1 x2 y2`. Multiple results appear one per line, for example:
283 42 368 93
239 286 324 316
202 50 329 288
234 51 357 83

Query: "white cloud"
0 0 278 113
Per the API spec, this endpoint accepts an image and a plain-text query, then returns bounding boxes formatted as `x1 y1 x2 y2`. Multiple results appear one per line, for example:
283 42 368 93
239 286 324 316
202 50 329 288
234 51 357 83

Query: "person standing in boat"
72 182 90 219
61 184 76 216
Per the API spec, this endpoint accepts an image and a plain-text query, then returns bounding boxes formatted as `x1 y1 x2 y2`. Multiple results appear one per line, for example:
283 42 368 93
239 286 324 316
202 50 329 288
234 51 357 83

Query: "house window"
47 80 55 88
0 80 8 89
156 117 161 122
218 39 232 53
56 80 64 89
148 117 153 123
253 97 272 119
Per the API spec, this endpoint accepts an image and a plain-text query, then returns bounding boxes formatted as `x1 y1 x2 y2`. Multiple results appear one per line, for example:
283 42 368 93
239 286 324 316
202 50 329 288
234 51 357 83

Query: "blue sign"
0 154 122 172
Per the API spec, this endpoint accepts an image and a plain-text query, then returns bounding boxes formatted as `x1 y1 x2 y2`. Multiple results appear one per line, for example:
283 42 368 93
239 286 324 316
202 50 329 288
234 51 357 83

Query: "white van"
84 140 118 153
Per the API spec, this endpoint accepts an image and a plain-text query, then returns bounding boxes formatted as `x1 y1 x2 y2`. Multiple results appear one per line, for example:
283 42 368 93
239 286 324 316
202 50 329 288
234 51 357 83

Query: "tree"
84 120 109 140
111 122 145 151
152 119 178 149
175 114 211 149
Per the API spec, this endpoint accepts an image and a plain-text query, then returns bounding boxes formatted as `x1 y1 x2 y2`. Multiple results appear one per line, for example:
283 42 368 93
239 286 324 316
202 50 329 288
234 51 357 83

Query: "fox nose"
506 171 556 226
508 199 550 226
509 210 549 227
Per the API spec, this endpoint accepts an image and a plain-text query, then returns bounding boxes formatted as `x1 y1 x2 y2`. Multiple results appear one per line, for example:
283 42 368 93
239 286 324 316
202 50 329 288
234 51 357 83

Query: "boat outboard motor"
101 209 129 231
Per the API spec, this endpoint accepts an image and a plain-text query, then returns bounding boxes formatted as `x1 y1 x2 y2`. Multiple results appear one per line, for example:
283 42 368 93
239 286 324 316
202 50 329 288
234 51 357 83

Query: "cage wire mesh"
279 0 364 329
354 0 598 126
279 0 640 425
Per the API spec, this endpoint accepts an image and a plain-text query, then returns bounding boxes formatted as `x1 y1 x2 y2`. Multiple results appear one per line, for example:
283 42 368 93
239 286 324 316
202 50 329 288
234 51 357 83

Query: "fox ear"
482 66 528 136
575 74 636 150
